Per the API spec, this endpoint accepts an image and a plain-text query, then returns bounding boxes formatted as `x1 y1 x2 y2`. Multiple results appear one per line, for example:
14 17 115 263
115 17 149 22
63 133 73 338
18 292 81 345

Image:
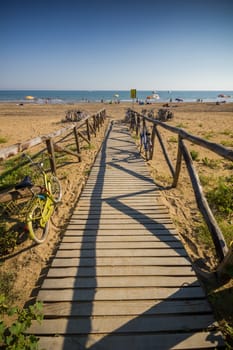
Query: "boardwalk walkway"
31 122 224 349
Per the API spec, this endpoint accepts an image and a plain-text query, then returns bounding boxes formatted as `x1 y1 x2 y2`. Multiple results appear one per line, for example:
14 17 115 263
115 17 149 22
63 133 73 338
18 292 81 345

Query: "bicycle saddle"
15 176 34 189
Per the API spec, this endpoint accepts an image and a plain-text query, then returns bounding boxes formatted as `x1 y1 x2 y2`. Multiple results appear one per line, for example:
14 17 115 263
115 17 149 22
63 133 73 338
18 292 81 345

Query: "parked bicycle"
0 153 62 244
140 126 152 160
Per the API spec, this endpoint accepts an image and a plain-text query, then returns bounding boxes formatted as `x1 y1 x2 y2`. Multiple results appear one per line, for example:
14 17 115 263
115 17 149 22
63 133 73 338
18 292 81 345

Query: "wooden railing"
0 109 106 174
127 109 233 276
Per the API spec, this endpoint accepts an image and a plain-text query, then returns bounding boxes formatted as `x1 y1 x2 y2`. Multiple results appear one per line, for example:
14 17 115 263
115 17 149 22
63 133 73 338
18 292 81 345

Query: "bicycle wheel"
27 200 49 244
49 176 62 203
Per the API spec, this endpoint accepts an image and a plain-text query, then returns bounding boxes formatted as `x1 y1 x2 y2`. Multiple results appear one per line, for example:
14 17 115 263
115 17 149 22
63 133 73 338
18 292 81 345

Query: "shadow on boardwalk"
45 123 224 349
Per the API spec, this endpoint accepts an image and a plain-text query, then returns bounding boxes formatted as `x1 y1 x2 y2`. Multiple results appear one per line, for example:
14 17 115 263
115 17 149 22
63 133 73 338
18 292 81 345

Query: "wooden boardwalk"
30 122 224 349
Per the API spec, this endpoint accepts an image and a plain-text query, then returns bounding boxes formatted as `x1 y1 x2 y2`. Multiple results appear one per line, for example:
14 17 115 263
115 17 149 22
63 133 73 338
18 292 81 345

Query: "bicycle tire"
49 176 62 203
146 140 153 160
27 200 49 244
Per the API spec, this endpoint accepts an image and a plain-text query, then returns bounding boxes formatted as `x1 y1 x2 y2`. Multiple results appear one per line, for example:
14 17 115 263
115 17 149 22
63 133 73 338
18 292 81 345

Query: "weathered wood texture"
30 122 224 349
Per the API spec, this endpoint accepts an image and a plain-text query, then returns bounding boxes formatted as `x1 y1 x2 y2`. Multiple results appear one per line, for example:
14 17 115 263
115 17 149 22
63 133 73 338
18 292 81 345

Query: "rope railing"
127 109 233 277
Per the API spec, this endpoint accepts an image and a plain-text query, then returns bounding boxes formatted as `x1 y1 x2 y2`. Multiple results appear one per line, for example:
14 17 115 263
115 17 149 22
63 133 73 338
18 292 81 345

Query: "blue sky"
0 0 233 90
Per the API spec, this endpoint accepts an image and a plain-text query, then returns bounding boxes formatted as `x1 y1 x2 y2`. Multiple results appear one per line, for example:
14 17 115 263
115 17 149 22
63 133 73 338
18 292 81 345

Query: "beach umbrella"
114 94 119 98
25 95 35 100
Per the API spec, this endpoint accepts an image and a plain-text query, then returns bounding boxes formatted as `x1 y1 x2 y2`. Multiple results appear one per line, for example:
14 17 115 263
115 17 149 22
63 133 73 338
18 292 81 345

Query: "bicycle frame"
22 154 61 243
32 193 54 228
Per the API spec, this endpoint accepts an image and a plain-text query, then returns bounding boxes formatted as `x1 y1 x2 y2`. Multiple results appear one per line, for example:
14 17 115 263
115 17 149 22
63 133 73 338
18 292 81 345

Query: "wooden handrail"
0 109 106 161
128 109 232 270
129 110 233 161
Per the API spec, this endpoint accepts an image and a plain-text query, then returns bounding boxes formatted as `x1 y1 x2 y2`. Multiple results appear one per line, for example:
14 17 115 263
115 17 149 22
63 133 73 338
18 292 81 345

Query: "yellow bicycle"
0 153 62 244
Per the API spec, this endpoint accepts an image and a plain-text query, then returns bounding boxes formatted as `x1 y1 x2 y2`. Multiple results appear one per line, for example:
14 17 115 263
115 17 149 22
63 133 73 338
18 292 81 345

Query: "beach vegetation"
84 168 91 176
199 174 214 187
0 271 17 307
224 161 233 170
0 136 7 144
197 174 233 249
220 130 233 136
0 296 43 350
0 223 18 256
168 136 177 143
0 156 33 190
82 143 95 151
206 175 233 218
202 131 215 140
175 123 187 129
190 149 199 161
202 157 220 169
220 140 233 148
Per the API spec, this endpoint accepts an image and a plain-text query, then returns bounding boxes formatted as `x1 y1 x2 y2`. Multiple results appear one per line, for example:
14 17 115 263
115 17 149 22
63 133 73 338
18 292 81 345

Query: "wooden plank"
63 228 178 236
55 248 187 258
76 205 167 211
47 265 195 277
41 298 210 317
59 240 183 248
51 256 191 267
81 193 159 198
37 332 225 350
76 202 162 208
72 211 170 217
74 206 167 211
38 286 205 302
69 218 173 225
66 223 176 230
29 314 215 334
61 235 180 243
41 276 199 289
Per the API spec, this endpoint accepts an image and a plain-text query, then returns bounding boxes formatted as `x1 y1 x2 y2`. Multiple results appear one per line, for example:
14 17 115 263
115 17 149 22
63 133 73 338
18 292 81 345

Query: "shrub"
190 150 199 161
0 136 7 144
206 176 233 217
0 296 43 350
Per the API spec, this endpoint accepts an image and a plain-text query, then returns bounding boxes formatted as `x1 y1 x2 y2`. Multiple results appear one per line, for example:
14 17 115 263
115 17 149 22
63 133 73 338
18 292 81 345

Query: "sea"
0 90 233 104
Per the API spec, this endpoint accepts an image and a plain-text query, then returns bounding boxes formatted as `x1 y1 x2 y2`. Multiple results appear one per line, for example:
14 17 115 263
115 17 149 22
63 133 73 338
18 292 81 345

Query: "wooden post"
100 110 104 125
136 116 141 137
130 112 135 131
73 127 81 162
78 131 91 145
155 126 175 178
172 135 183 187
92 115 96 134
86 119 91 141
150 123 157 160
46 138 57 175
96 114 100 132
89 121 96 137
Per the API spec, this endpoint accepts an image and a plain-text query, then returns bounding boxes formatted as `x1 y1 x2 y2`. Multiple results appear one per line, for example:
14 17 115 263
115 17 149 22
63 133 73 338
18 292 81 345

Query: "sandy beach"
0 101 233 330
0 101 233 148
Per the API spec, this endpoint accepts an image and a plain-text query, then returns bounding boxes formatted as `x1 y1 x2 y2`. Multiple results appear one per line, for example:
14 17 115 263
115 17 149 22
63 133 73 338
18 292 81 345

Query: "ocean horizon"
0 90 233 104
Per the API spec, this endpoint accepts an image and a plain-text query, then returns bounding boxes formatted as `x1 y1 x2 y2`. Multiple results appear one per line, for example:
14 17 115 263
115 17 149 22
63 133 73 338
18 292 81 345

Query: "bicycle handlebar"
22 153 44 173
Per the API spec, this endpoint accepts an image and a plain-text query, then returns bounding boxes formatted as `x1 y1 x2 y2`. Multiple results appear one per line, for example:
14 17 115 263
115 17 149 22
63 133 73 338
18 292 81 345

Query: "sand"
0 101 233 326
